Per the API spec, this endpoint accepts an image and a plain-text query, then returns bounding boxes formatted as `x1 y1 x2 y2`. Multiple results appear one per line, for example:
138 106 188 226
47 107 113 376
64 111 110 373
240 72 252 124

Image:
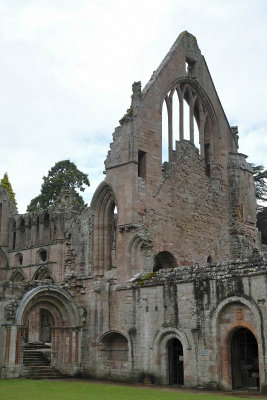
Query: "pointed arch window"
91 184 117 276
162 81 212 171
43 212 50 242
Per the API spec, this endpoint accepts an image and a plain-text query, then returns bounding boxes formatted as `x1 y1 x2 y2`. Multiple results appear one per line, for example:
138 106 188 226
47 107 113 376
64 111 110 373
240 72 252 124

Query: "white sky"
0 0 267 213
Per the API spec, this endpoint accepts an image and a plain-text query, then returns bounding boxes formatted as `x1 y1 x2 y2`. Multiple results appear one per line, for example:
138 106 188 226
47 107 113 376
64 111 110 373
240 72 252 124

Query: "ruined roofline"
117 253 267 290
140 31 237 146
0 185 17 213
141 31 201 98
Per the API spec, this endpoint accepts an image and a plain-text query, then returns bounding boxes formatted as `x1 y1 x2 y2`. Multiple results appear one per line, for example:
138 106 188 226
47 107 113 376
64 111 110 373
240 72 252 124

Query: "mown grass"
0 379 261 400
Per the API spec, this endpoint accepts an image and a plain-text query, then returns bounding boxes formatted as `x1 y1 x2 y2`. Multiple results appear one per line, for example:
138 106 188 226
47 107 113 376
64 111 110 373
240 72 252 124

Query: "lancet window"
92 184 117 276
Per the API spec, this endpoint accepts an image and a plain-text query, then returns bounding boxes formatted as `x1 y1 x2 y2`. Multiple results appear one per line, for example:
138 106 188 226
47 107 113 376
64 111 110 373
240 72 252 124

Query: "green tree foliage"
257 207 267 244
27 160 90 212
252 164 267 203
252 164 267 245
0 172 17 205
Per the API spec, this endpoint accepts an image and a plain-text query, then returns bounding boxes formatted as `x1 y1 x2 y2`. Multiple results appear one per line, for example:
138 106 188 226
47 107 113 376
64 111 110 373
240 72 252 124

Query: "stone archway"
231 328 259 390
14 286 81 373
212 297 264 391
167 338 184 385
152 328 192 386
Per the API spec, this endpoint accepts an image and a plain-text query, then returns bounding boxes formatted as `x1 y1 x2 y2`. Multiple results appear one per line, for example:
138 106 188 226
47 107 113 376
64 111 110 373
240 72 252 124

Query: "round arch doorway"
231 328 259 390
167 338 184 385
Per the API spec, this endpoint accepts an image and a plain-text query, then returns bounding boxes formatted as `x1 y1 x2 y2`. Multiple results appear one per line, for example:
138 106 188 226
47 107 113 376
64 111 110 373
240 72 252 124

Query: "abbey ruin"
0 32 266 392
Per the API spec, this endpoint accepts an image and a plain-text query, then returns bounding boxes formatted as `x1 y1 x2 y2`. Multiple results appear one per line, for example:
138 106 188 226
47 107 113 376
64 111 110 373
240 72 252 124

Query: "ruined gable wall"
103 32 258 278
145 141 230 265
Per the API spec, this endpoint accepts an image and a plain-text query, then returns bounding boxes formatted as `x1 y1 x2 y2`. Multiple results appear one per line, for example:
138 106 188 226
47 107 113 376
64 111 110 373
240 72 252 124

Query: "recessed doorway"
168 338 184 385
231 328 259 390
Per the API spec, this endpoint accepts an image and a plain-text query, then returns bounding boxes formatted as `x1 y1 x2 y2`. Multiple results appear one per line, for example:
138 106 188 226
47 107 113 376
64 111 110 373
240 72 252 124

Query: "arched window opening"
33 266 53 282
207 255 212 264
231 328 259 390
20 219 26 248
39 249 47 262
28 217 31 243
194 117 200 150
43 212 50 242
12 221 16 250
36 216 40 244
110 203 117 269
153 251 177 272
99 332 128 362
15 252 23 266
10 270 25 282
193 100 200 151
168 338 184 385
172 91 179 150
92 184 117 276
204 117 211 176
162 81 213 169
138 150 146 178
183 92 190 141
162 99 169 164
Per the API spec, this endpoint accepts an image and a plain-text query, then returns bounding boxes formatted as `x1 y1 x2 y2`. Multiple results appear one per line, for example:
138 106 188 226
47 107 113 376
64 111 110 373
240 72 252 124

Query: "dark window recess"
36 217 40 242
0 203 2 236
39 250 47 262
207 255 212 264
18 254 23 265
168 338 184 385
186 58 195 77
205 143 210 176
100 333 128 362
138 150 146 178
153 251 177 272
13 231 16 250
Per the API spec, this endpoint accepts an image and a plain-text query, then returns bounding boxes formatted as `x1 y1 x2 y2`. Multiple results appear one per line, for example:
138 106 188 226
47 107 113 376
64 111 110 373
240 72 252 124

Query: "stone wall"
0 31 265 391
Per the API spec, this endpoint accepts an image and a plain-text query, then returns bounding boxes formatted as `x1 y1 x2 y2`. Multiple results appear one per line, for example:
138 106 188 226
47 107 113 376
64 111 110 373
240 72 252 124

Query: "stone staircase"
22 343 61 379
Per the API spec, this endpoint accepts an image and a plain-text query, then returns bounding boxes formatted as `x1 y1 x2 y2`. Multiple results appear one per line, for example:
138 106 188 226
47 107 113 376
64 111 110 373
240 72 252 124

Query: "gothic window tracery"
162 82 213 173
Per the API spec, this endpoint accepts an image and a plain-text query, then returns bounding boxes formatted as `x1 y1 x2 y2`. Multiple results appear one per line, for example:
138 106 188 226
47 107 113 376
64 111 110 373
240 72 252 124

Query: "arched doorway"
231 328 259 390
25 302 61 344
167 338 184 385
15 286 81 373
40 309 54 343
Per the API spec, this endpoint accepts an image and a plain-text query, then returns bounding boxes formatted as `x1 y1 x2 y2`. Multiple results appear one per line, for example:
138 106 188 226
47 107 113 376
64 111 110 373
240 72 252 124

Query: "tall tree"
252 164 267 245
0 172 17 205
257 207 267 245
27 160 90 212
252 164 267 203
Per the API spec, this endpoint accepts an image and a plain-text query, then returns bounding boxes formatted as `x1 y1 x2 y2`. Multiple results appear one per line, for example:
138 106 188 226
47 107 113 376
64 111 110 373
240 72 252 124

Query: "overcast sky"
0 0 267 213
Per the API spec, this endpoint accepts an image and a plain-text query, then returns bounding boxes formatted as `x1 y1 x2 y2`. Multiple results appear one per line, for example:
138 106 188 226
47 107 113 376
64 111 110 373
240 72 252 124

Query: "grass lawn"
0 379 262 400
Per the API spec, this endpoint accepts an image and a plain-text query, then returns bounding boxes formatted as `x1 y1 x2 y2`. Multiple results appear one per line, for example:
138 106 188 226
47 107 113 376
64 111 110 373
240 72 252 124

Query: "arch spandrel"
15 285 81 327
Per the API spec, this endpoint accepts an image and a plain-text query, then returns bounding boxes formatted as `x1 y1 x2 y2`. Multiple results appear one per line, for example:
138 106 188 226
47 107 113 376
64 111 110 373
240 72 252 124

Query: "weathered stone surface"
0 31 265 391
